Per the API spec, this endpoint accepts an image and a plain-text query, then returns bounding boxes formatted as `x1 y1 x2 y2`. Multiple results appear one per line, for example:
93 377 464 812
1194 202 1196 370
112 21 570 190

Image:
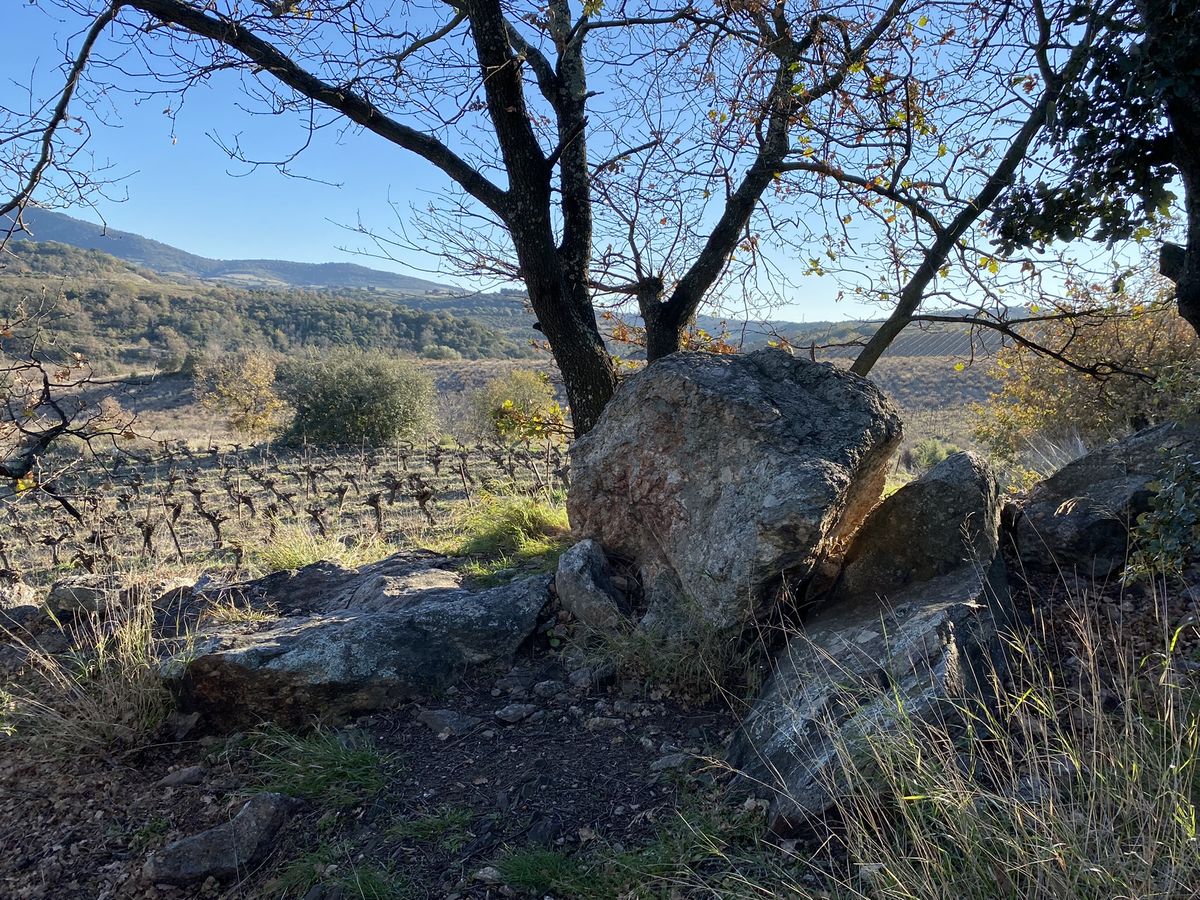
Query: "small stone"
650 753 690 773
473 866 503 885
495 670 535 692
46 575 114 618
418 708 482 737
527 816 561 845
170 711 203 741
568 668 594 690
532 679 565 698
158 765 206 787
494 703 538 724
143 793 291 884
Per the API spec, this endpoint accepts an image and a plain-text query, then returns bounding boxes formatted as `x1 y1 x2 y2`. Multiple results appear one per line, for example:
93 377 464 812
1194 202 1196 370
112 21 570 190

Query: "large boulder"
1017 423 1200 577
567 350 902 636
728 452 1010 832
172 553 551 729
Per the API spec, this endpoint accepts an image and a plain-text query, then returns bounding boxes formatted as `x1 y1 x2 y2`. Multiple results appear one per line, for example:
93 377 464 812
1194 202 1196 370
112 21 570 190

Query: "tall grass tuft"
815 613 1199 899
454 492 569 558
253 523 394 575
690 593 1200 899
0 589 172 753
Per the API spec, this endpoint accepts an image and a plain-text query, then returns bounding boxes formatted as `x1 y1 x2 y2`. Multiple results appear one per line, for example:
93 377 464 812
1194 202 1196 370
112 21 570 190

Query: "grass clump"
274 845 414 899
809 622 1200 900
643 605 1200 899
248 727 390 810
253 523 393 575
435 492 570 583
0 596 172 753
388 804 475 851
496 847 598 897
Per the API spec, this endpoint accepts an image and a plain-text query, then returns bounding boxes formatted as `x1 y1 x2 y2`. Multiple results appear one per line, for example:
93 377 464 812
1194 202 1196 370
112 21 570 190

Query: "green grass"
274 845 414 899
387 804 475 851
252 523 395 575
496 847 600 897
248 727 390 810
433 492 571 583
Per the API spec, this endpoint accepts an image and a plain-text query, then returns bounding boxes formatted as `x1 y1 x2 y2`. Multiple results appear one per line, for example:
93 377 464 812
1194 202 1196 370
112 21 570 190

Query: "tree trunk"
1140 0 1200 336
517 242 616 435
640 279 686 362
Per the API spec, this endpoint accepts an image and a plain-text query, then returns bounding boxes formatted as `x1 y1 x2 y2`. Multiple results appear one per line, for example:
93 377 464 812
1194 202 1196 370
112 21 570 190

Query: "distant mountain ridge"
7 208 452 294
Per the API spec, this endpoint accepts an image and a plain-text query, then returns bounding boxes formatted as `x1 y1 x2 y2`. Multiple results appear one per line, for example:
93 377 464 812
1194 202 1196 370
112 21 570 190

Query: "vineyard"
2 439 567 586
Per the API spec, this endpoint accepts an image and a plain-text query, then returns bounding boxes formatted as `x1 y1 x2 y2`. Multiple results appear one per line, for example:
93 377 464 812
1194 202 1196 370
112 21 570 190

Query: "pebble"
494 703 538 724
650 752 690 773
418 708 483 737
473 866 503 884
532 679 565 698
157 765 206 787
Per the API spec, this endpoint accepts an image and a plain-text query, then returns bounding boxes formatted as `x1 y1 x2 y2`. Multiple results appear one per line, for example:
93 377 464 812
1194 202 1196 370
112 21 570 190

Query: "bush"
280 351 435 447
194 350 286 438
974 287 1199 464
468 369 565 443
906 437 962 475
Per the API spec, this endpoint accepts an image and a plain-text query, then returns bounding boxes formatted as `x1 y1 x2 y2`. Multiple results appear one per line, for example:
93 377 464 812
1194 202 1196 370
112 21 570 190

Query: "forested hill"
0 241 535 369
9 207 451 294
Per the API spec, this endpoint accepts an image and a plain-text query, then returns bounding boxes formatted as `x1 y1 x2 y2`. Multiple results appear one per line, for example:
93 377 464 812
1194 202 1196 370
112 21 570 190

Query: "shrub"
974 287 1199 464
906 437 962 474
1126 444 1200 581
194 350 287 438
280 351 434 447
468 369 565 443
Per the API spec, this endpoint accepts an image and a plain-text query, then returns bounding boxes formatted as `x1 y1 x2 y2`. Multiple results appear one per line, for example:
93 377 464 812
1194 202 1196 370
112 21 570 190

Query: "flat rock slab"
173 553 551 729
143 792 291 885
568 349 902 636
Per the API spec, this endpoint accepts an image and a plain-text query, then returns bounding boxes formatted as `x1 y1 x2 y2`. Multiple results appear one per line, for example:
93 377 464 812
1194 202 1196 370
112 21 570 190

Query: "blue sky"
2 3 869 322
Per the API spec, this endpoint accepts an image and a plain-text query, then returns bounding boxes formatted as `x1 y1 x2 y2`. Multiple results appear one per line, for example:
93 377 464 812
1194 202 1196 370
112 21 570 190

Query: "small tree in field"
195 350 286 438
469 370 565 444
280 351 434 447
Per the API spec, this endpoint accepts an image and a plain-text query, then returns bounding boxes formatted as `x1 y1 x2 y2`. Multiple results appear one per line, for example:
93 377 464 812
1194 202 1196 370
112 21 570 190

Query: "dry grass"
0 592 173 754
251 523 396 575
669 587 1200 900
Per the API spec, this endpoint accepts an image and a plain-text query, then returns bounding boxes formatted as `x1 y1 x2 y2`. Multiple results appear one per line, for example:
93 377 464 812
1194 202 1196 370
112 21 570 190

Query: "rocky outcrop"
171 553 551 729
1017 423 1200 577
567 350 902 637
143 793 291 885
728 452 1010 832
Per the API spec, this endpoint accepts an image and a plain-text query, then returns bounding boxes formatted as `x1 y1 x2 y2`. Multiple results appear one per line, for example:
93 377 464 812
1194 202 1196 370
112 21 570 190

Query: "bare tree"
0 302 134 519
2 0 1121 431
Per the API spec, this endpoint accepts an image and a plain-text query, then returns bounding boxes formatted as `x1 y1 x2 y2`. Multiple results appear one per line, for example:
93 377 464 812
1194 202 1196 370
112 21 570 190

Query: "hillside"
8 207 451 293
0 241 535 368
